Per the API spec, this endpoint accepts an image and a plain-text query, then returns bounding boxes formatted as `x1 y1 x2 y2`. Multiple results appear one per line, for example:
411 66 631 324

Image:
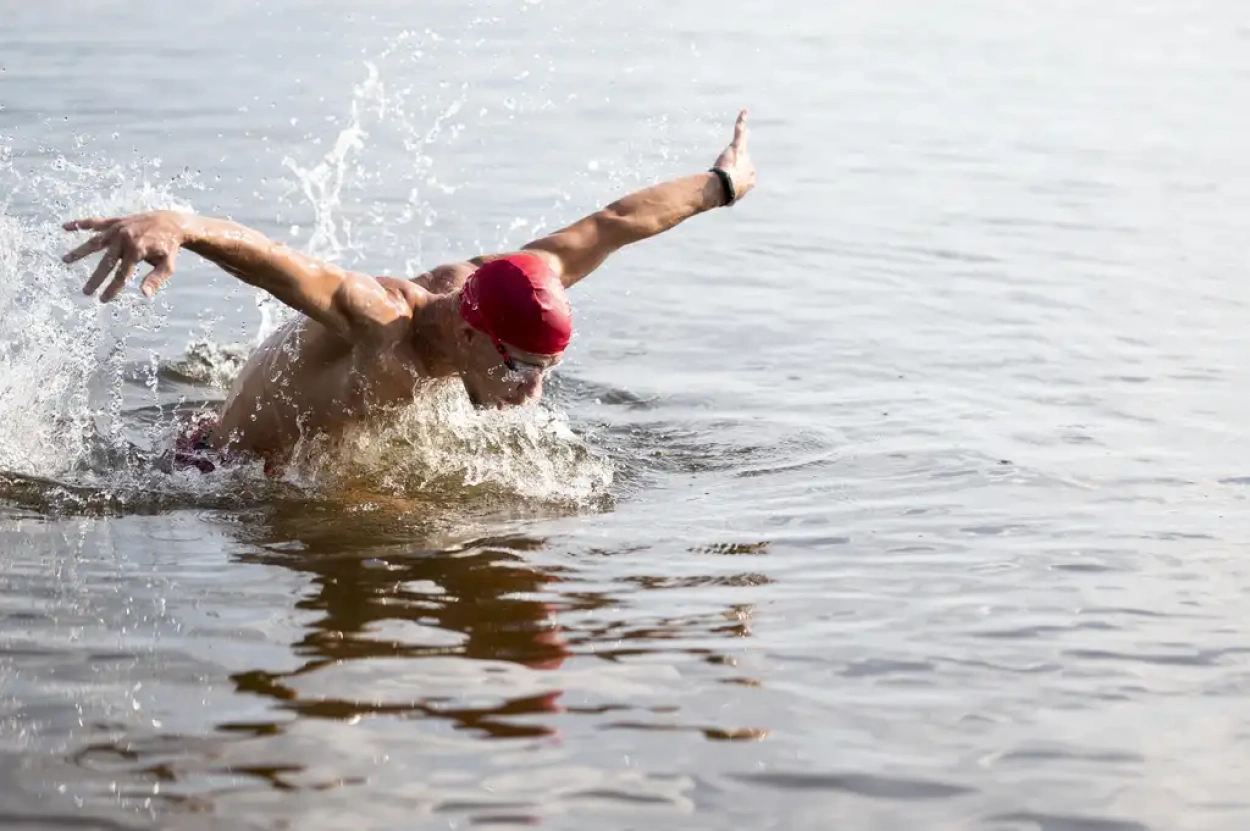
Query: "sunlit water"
5 1 1250 829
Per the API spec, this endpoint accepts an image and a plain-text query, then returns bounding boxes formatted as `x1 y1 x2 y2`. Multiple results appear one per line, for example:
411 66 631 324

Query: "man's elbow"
594 207 638 241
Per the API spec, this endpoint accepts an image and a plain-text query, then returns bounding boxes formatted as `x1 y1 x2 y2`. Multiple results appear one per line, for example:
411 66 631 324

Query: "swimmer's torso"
210 266 475 459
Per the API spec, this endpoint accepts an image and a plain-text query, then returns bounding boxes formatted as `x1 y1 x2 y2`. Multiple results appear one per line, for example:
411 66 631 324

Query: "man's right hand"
62 210 188 302
712 110 755 204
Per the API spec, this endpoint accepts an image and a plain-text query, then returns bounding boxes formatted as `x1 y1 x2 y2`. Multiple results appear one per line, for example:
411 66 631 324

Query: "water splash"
0 159 192 481
287 382 613 510
158 338 251 390
0 211 98 476
262 65 387 345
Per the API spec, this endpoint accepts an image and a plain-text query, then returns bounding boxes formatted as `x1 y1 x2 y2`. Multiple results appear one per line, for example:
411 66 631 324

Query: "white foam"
286 382 613 509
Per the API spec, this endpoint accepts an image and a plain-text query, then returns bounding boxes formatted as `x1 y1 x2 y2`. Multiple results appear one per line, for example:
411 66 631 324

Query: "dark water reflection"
1 502 770 827
230 516 576 734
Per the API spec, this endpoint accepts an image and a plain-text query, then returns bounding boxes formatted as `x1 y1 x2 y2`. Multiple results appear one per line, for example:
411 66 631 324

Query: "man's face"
459 329 562 409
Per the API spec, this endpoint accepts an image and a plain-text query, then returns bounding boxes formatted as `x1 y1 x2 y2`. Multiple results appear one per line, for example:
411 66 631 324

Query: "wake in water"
0 50 615 518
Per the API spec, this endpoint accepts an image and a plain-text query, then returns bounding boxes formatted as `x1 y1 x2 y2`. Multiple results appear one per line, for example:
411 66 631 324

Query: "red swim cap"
458 254 572 355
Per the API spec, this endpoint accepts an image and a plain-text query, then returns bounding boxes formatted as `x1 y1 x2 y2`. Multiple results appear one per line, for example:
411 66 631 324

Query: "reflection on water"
2 502 768 825
229 512 575 735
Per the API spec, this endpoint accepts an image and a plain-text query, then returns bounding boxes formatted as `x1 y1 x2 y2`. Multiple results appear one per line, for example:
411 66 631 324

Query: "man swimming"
60 111 755 472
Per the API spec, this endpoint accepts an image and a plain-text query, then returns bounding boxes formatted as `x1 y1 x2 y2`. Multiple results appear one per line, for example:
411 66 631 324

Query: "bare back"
211 265 475 458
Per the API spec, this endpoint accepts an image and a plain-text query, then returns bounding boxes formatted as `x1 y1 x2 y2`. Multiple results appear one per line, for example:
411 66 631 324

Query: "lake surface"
4 1 1250 829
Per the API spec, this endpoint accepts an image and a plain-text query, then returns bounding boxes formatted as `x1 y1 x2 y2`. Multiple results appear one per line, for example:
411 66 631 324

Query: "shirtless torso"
213 266 468 459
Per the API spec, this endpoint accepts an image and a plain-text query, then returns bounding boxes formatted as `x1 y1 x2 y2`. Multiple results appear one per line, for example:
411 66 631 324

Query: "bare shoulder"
412 262 477 295
374 274 431 309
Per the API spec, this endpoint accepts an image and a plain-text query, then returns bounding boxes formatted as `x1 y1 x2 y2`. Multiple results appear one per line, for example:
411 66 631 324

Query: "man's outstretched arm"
61 213 408 342
516 109 755 289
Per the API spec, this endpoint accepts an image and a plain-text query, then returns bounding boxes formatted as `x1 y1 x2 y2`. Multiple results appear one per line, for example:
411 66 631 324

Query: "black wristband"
709 167 736 207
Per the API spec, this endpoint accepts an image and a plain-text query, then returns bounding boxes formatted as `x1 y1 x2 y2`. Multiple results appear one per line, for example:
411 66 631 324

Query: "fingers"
100 251 139 303
139 256 175 298
83 241 121 297
61 232 112 265
732 109 749 147
62 217 119 233
64 214 174 302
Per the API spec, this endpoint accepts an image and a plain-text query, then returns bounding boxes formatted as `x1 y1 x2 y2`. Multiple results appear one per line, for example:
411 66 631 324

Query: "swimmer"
61 111 755 472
